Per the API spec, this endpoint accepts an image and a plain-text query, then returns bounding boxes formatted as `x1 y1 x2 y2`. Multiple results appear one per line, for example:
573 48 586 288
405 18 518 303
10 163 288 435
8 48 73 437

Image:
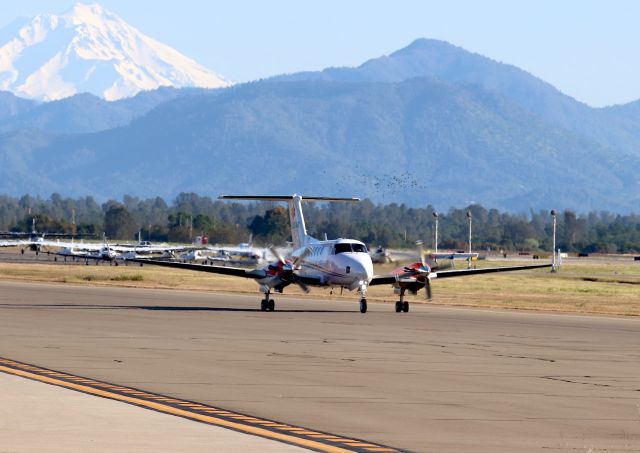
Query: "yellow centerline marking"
0 362 401 453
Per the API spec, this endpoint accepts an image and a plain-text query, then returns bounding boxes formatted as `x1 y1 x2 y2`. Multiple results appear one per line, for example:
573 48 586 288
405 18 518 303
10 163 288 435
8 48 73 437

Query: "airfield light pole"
433 212 439 254
466 210 472 269
71 208 76 237
551 209 557 272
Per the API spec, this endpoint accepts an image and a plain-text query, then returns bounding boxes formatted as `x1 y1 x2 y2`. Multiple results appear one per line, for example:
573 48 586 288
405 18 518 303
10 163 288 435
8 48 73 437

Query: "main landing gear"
260 292 275 311
395 289 409 313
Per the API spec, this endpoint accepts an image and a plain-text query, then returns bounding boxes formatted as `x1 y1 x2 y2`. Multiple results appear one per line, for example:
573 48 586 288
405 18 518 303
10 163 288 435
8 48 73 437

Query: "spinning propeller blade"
269 245 287 265
416 240 434 300
416 240 427 267
425 278 433 301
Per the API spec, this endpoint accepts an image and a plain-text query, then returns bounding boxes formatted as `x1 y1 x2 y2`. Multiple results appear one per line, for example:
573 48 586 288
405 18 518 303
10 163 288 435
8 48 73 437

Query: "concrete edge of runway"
0 356 404 453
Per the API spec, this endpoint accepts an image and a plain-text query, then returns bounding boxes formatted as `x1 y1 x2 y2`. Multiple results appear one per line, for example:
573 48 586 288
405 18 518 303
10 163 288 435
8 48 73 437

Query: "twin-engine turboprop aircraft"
133 194 553 313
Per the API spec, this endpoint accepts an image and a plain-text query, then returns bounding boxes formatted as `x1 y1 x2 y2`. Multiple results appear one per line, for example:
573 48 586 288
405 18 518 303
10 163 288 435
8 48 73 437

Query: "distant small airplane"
132 195 553 313
0 218 94 254
44 233 200 264
369 246 393 264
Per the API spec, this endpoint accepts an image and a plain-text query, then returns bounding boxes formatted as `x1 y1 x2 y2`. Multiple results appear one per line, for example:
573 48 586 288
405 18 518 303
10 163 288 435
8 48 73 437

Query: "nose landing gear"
358 283 368 313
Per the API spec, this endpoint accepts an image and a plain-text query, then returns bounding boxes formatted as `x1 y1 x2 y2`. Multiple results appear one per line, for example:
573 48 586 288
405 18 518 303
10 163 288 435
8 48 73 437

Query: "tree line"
0 193 639 253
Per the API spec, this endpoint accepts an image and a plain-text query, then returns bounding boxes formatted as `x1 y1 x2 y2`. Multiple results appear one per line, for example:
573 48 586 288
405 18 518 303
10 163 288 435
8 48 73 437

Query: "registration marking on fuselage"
0 357 403 453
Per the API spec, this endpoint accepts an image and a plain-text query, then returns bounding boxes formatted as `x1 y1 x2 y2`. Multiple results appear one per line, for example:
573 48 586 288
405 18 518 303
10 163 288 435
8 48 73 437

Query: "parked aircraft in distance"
132 195 553 313
370 246 393 263
40 233 200 263
0 218 95 253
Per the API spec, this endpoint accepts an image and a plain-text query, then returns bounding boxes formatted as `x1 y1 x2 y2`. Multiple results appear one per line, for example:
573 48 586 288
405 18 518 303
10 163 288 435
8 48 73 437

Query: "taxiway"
1 280 639 452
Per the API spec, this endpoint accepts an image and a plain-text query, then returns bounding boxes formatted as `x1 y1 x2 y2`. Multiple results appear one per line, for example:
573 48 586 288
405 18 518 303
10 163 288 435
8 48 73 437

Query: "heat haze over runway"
1 280 639 452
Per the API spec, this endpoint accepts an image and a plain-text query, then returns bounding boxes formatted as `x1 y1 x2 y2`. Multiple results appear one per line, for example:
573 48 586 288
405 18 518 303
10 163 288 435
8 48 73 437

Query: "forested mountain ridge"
0 87 213 134
275 38 640 158
1 39 639 212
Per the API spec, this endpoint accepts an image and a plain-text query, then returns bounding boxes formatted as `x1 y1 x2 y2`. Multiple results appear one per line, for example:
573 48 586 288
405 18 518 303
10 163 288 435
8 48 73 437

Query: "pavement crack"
496 354 555 363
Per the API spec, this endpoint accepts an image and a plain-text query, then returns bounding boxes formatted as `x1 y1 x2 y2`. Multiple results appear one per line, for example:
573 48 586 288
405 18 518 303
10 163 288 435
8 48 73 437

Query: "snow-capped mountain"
0 2 230 101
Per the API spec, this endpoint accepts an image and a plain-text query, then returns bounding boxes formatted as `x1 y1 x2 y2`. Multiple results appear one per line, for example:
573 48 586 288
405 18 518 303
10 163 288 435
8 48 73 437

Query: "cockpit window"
351 243 368 253
334 243 368 254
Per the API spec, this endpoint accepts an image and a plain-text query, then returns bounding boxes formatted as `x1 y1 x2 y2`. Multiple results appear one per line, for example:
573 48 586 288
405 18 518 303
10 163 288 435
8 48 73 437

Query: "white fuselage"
293 239 374 290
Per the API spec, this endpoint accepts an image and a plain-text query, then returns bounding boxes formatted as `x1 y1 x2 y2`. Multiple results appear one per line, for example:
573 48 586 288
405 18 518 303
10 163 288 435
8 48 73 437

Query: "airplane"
32 232 201 263
130 195 554 313
370 245 393 264
0 218 94 254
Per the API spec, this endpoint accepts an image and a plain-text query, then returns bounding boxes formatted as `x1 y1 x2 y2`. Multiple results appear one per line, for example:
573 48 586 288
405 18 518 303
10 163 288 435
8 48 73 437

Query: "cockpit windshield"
334 243 368 254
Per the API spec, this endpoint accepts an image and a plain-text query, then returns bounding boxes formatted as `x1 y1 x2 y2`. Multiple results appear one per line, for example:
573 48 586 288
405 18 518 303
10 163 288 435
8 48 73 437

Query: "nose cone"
346 253 374 283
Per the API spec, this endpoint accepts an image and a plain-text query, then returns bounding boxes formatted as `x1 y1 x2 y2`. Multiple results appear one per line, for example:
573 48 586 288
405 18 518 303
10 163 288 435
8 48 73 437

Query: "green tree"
104 204 136 240
248 206 290 244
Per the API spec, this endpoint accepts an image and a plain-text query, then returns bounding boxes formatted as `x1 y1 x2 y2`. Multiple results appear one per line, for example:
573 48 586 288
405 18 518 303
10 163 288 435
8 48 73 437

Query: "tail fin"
219 195 359 250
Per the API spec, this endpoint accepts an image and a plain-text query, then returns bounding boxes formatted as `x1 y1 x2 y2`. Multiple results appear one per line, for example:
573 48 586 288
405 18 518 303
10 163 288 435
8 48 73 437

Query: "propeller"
268 245 312 293
415 241 434 301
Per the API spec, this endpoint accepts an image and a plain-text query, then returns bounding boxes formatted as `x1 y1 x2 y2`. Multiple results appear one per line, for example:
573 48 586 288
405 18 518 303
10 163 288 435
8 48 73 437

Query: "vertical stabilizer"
218 195 360 250
288 195 308 249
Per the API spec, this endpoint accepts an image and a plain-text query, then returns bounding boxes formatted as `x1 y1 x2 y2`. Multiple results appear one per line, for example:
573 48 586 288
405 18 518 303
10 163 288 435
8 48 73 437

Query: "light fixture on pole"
466 210 472 269
551 209 557 272
432 211 439 254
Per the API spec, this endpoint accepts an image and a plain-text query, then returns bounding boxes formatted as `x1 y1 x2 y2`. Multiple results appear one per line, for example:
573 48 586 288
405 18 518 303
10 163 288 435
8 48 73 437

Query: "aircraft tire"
360 299 367 314
268 299 275 311
395 301 402 312
260 300 268 311
402 301 409 313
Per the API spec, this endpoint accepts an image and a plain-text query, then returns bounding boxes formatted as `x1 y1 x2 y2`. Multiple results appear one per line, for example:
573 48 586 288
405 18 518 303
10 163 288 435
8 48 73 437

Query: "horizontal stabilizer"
219 195 359 202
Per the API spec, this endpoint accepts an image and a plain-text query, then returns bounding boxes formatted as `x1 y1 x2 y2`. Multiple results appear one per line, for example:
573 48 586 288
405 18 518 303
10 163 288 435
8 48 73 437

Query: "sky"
1 0 639 107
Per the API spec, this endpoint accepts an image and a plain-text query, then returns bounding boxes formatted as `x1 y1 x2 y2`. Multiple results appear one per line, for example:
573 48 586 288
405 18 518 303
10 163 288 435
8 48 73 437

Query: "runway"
1 280 639 452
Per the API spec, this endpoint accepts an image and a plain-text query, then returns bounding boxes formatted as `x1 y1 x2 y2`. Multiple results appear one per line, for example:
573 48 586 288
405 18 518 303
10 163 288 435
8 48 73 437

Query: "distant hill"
1 38 639 212
275 38 640 159
0 91 37 121
1 78 637 212
0 87 214 134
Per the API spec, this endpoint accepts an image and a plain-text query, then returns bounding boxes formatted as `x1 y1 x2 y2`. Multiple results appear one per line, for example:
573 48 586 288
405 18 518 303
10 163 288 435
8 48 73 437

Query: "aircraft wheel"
360 299 367 314
260 299 268 311
268 299 275 311
402 301 409 313
395 301 402 312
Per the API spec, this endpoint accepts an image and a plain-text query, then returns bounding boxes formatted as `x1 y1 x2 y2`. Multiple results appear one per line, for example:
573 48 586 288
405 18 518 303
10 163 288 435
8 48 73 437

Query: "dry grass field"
0 249 638 316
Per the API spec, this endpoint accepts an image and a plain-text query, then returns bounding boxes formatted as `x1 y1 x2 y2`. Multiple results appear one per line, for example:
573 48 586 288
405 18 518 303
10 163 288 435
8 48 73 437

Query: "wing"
370 263 551 286
433 263 552 279
131 258 265 278
41 239 98 249
369 275 398 286
130 258 324 287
